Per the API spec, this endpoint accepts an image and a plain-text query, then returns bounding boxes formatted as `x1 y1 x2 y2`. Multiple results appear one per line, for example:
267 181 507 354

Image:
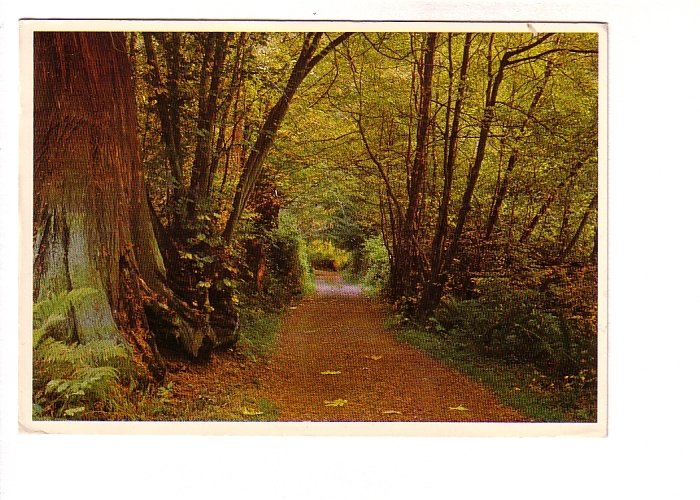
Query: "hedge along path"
256 271 526 422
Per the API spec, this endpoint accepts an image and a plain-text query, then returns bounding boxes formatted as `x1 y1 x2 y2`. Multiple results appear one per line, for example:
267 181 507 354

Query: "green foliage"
33 289 131 419
267 210 315 297
237 309 281 360
127 31 598 423
307 239 351 271
32 288 98 344
432 278 592 378
356 235 390 295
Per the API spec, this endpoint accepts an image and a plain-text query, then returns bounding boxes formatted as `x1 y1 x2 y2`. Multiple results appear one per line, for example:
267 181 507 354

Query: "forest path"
254 271 525 422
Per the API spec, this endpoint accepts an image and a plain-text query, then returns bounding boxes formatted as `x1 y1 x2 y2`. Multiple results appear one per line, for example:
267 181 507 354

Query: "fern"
33 288 130 419
33 288 97 330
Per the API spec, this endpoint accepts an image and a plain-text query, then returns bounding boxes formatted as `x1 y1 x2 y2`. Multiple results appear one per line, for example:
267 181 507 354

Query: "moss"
64 212 123 344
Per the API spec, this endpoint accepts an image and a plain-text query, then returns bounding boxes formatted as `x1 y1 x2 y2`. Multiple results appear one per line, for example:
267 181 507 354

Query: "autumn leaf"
324 399 348 407
449 405 470 411
241 406 264 416
365 354 383 361
320 370 341 375
381 410 401 414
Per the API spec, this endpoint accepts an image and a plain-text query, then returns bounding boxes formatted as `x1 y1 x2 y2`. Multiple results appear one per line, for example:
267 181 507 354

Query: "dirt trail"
255 271 525 422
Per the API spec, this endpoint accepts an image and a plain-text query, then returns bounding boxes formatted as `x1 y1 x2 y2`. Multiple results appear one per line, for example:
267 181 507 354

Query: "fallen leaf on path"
324 399 348 407
381 410 402 414
320 370 341 375
240 406 264 416
365 354 383 361
449 405 470 411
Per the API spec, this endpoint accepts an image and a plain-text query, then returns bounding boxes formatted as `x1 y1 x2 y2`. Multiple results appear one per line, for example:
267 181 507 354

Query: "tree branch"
307 33 355 70
506 47 597 66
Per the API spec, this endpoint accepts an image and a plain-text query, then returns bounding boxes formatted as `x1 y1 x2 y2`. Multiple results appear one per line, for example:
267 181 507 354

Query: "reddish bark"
34 32 166 378
33 33 220 376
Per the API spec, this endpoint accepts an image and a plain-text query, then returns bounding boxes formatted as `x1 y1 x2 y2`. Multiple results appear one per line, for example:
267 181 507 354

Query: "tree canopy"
33 29 600 422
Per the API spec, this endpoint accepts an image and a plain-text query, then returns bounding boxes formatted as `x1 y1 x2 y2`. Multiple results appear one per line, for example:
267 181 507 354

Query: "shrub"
308 239 351 271
268 211 315 297
433 279 584 375
358 235 390 294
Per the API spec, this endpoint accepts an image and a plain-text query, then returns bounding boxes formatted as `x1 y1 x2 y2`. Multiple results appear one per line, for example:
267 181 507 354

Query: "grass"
340 269 362 285
388 316 596 423
236 310 282 360
302 273 316 296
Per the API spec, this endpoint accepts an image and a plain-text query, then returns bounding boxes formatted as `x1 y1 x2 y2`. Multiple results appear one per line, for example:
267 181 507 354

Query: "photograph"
24 21 605 434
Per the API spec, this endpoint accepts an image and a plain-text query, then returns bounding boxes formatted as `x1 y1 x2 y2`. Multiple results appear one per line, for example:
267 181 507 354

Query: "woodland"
32 30 599 422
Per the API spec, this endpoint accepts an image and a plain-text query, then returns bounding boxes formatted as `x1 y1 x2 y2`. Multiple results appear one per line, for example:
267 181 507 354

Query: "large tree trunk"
33 33 218 376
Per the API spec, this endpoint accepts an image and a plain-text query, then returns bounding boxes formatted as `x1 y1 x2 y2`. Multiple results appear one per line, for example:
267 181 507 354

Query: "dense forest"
32 30 599 422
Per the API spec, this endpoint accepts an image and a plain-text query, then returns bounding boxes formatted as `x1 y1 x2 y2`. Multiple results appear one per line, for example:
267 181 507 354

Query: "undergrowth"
131 375 281 422
236 309 282 360
350 235 390 296
387 314 596 422
33 289 131 420
140 389 280 422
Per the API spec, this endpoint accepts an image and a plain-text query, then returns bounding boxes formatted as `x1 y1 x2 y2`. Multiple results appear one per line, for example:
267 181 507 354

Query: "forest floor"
150 271 526 422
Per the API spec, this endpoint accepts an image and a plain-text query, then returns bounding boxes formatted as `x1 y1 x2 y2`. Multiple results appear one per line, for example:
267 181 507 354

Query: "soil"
161 271 526 422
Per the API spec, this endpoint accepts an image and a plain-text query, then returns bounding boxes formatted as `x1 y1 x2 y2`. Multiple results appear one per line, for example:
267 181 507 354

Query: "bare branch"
507 47 597 66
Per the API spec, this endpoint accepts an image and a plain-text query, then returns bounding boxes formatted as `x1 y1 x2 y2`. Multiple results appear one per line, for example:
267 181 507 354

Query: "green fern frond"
70 340 129 367
34 337 73 364
33 288 97 330
72 366 120 384
32 287 130 420
32 314 66 348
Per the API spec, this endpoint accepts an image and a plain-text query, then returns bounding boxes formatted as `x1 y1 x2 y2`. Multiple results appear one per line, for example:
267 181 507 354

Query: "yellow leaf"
324 399 348 407
365 354 383 361
381 410 401 414
320 370 341 375
241 406 264 416
449 405 469 411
